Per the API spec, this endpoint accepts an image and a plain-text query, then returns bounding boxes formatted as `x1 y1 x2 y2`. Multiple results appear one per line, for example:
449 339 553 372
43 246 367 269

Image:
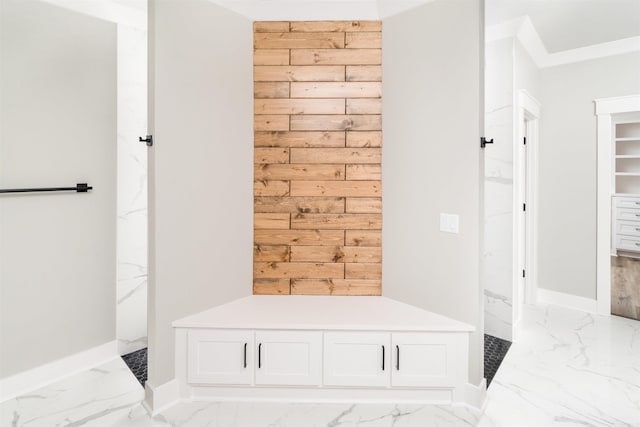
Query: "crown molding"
486 16 640 69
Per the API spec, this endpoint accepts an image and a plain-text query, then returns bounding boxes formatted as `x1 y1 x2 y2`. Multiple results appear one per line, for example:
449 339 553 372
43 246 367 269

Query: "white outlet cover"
440 213 459 234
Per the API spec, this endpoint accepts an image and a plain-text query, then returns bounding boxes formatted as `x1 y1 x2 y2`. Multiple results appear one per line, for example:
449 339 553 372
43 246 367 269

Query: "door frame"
594 94 640 316
514 90 540 325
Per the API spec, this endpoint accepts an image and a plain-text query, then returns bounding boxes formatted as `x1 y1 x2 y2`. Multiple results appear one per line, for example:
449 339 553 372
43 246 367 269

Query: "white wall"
382 0 484 385
117 24 148 355
147 0 254 388
539 52 640 299
0 0 116 377
483 37 514 341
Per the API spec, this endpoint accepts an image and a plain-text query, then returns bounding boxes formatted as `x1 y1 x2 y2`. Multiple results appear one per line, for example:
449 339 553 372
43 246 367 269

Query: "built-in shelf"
615 137 640 142
616 172 640 176
616 155 640 159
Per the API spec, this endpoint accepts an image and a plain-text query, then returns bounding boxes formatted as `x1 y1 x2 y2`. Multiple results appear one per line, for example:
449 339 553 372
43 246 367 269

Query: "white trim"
515 90 540 312
143 379 180 415
39 0 146 29
0 340 118 402
537 288 598 314
463 378 487 410
486 16 640 69
594 95 640 316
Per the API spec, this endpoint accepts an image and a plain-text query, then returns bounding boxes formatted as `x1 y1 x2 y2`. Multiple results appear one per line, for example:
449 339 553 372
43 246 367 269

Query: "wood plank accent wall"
253 21 382 296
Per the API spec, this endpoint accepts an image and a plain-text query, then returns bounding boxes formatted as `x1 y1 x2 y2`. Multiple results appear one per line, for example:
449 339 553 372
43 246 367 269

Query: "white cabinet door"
324 332 390 387
187 329 253 385
391 333 458 388
255 330 322 386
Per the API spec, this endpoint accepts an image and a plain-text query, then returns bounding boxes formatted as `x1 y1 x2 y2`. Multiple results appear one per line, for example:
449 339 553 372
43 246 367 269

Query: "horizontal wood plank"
254 115 289 131
290 246 381 263
290 82 381 98
254 213 290 229
254 262 344 279
290 115 381 131
346 98 381 114
254 66 345 82
291 49 381 65
254 82 290 98
291 279 381 295
290 148 381 164
253 279 291 295
346 65 382 81
346 164 381 180
254 131 345 147
254 180 290 196
253 245 290 262
345 262 382 279
346 131 382 147
290 21 381 32
255 98 344 115
255 229 344 245
291 213 381 229
345 230 381 246
254 147 289 163
345 32 382 48
255 163 344 181
345 198 381 213
290 180 381 197
254 22 290 33
254 197 345 213
255 32 344 49
254 49 290 66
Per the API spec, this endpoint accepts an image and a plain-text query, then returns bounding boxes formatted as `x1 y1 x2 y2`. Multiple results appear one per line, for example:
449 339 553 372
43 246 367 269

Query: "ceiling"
486 0 640 53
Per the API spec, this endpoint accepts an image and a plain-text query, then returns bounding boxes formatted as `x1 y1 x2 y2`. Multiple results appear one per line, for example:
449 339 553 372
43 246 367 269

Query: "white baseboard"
537 288 598 314
144 379 179 415
463 378 487 410
0 340 118 402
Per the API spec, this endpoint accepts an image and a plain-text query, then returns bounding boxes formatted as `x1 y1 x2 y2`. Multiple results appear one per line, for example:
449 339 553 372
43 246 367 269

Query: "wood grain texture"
254 66 345 82
255 163 344 181
291 49 381 65
290 148 381 164
345 32 382 48
254 262 344 279
254 22 290 33
254 213 291 229
254 32 344 49
255 197 345 213
290 246 381 263
254 245 290 262
290 82 381 98
254 49 290 66
255 98 344 115
346 131 382 147
346 66 382 81
254 229 344 245
254 21 382 295
290 115 381 131
345 197 381 213
291 279 381 295
346 164 381 180
345 230 382 246
290 21 381 32
291 213 381 230
253 279 291 295
290 180 381 197
254 82 290 98
345 262 382 279
254 131 345 147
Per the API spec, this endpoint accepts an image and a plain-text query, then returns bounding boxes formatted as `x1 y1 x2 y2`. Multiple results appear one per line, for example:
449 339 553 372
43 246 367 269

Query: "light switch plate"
440 213 459 234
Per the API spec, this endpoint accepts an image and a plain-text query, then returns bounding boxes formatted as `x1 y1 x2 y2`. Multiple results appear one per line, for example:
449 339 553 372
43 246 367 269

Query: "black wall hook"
481 137 494 148
139 135 153 147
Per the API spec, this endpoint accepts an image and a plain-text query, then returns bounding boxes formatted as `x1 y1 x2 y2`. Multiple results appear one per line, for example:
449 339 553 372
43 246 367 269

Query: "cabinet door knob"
396 345 400 371
244 343 247 368
258 343 262 369
382 345 385 371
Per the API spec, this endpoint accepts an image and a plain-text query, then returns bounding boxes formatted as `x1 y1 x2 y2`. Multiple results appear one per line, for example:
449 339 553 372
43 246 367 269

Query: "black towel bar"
0 183 93 194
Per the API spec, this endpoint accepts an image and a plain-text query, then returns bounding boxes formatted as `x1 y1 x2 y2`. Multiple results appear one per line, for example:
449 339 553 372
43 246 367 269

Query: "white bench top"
172 295 474 332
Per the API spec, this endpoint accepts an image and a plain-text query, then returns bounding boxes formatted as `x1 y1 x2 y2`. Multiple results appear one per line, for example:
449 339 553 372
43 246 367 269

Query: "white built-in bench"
173 295 475 404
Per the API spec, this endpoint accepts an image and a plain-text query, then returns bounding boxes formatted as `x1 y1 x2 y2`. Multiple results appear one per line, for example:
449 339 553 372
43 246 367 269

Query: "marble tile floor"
2 303 639 426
